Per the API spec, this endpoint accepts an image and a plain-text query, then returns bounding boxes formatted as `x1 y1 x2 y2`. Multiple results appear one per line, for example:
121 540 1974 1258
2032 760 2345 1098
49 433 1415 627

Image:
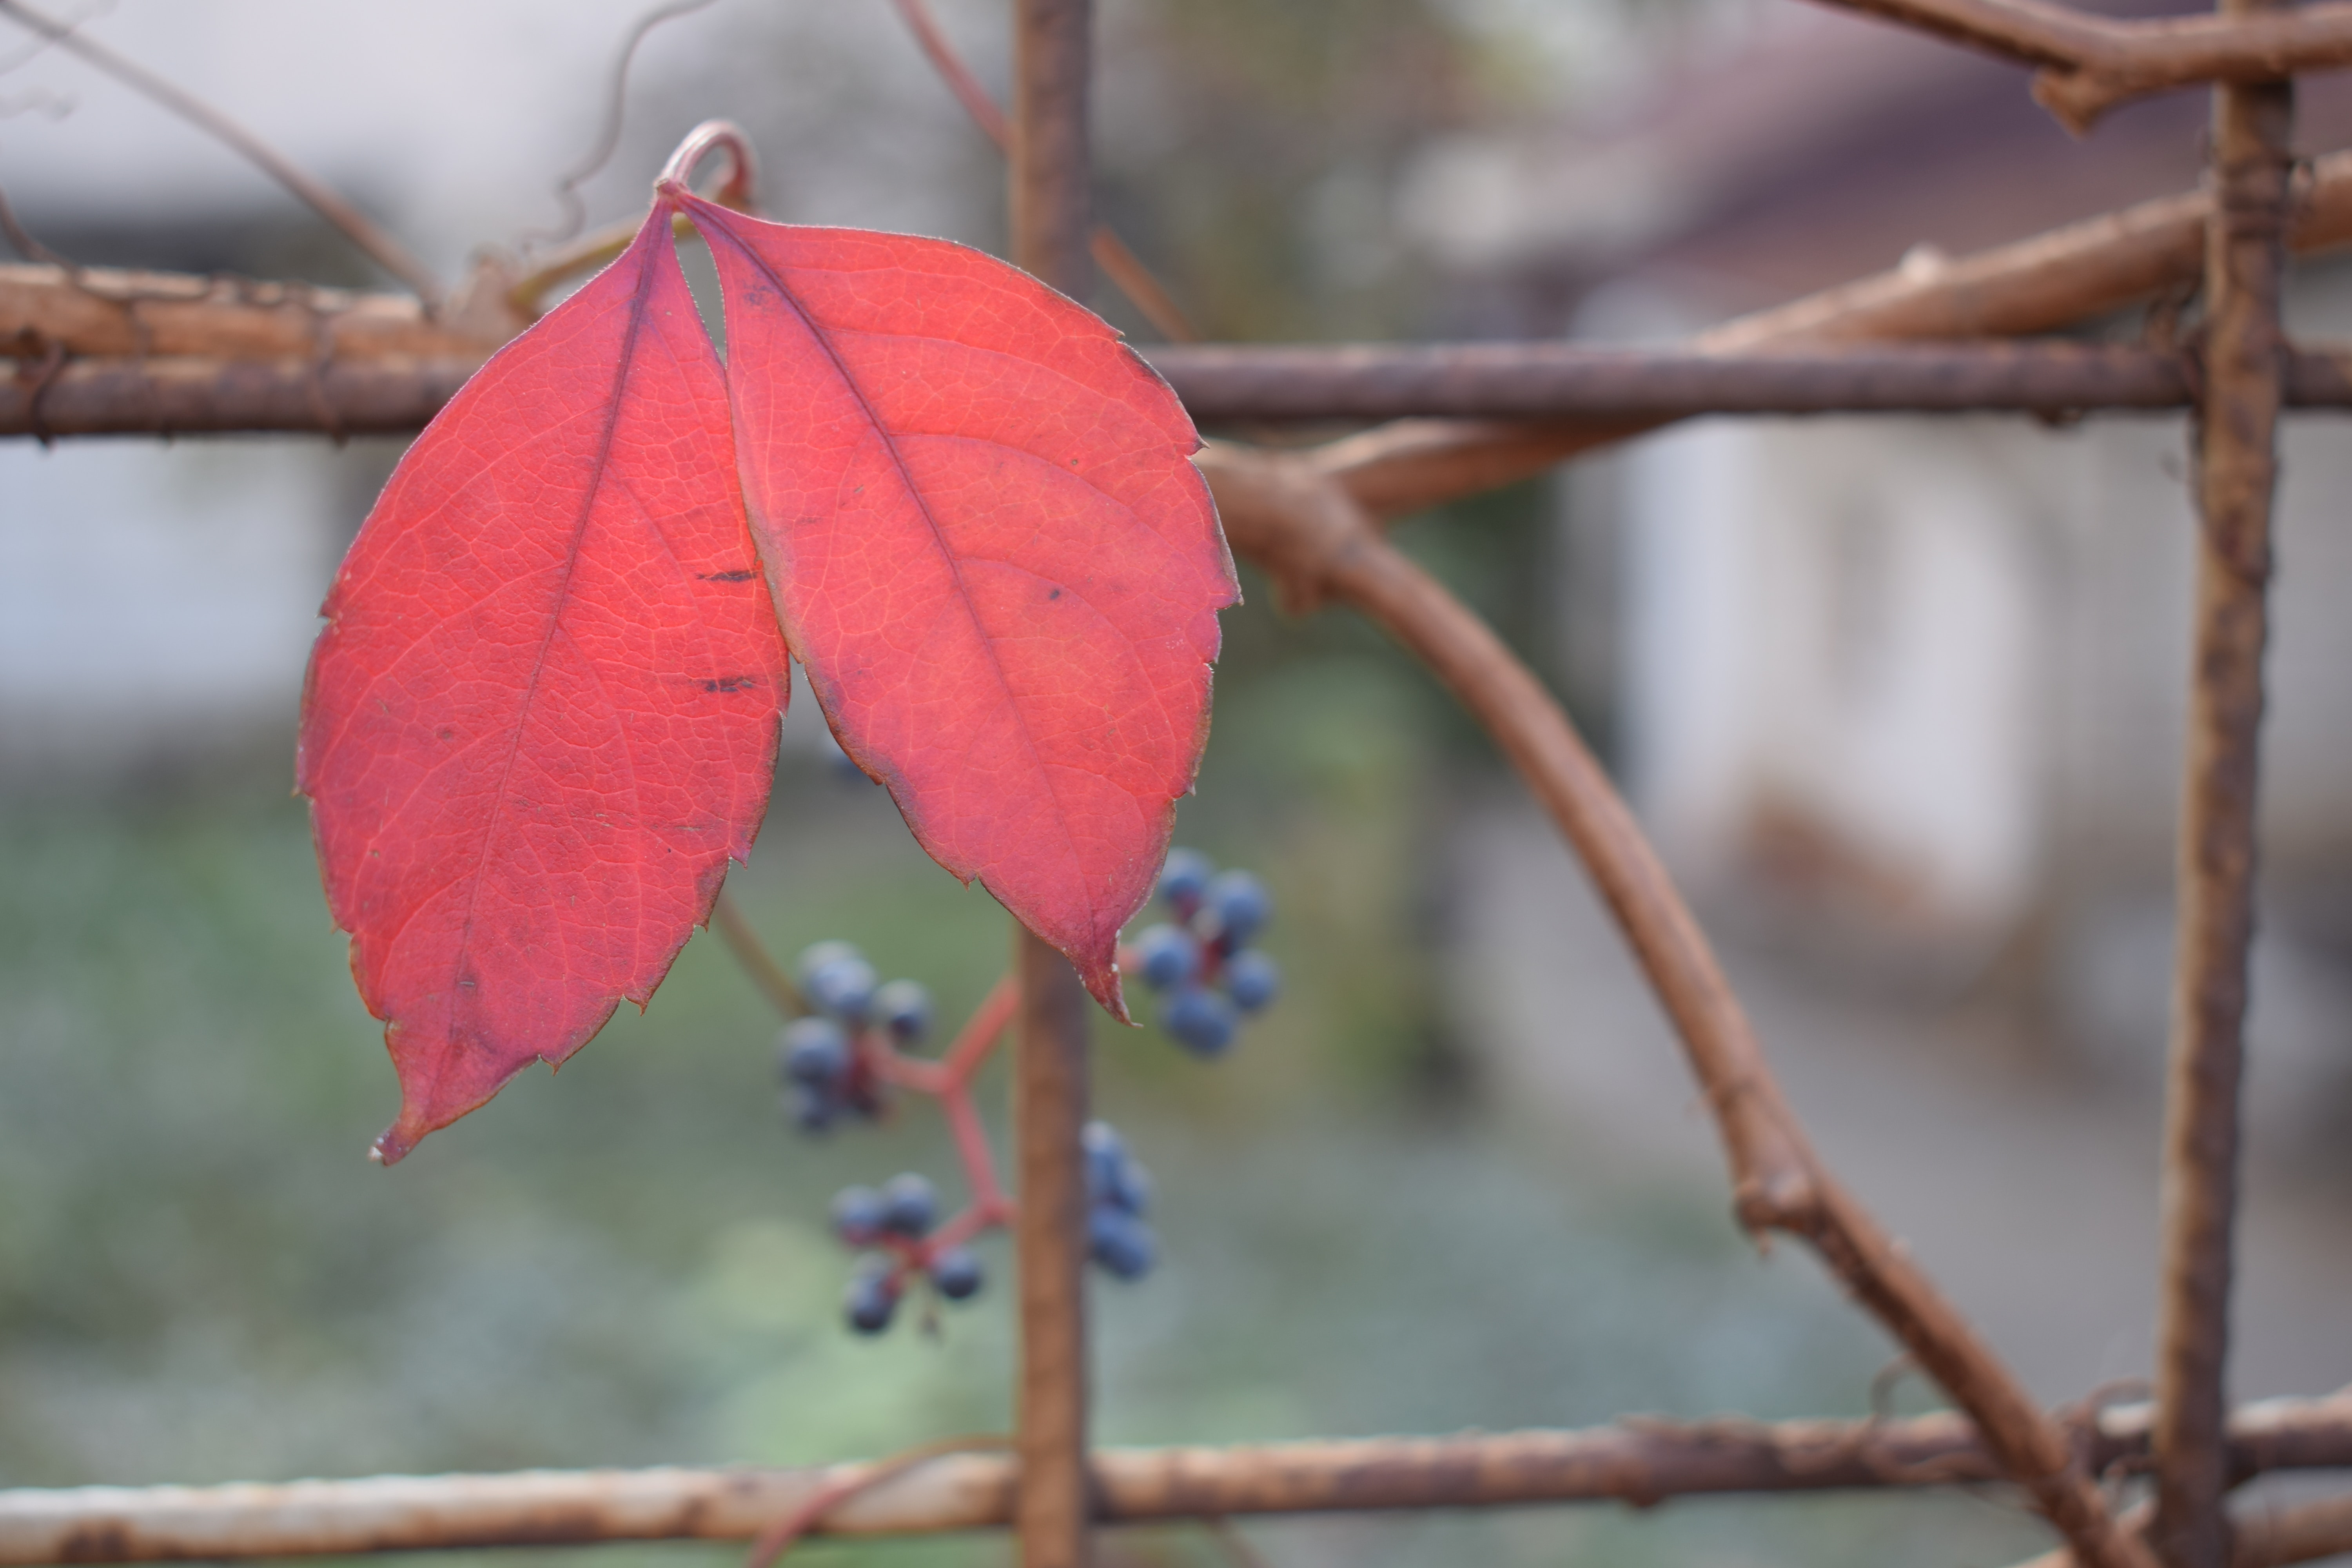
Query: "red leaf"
298 212 788 1164
680 192 1235 1020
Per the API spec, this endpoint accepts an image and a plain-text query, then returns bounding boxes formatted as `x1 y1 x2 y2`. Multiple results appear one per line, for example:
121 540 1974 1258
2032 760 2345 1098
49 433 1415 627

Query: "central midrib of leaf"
438 233 664 1066
700 211 1098 931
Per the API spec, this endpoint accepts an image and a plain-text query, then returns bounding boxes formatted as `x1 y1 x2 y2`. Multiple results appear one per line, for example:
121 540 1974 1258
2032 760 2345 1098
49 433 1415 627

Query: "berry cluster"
765 851 1267 1335
831 1173 986 1334
1083 1120 1156 1280
1131 848 1280 1056
776 941 930 1131
775 938 1013 1335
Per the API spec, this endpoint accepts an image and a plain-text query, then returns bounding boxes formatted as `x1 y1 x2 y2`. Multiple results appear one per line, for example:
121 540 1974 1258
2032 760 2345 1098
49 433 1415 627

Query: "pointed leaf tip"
682 195 1237 1013
300 203 789 1157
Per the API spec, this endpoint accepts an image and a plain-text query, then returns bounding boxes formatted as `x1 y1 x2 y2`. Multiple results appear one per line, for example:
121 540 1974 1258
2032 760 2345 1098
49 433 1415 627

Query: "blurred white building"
1404 1 2352 1131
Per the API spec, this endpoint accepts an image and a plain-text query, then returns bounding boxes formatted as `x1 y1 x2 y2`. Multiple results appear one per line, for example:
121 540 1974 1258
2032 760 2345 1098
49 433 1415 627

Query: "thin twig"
709 889 806 1017
0 0 442 304
739 1435 1013 1568
0 179 69 266
526 0 724 248
890 0 1196 339
2151 14 2293 1568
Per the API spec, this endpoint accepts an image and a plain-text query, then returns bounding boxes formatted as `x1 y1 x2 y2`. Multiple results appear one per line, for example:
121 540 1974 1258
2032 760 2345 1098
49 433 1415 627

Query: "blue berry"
1160 984 1238 1057
1132 923 1200 991
874 978 932 1042
1088 1206 1157 1281
807 955 879 1021
929 1246 984 1301
795 940 864 986
786 1083 835 1132
1201 869 1271 947
1223 949 1281 1014
843 1258 900 1334
1083 1121 1152 1216
880 1172 937 1237
1082 1117 1125 1174
1157 848 1214 913
780 1016 851 1087
831 1185 888 1246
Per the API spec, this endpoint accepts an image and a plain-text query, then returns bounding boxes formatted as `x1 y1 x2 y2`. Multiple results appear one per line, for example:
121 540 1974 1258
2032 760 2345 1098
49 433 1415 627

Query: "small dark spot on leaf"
699 569 759 583
437 728 456 741
703 675 756 693
1049 588 1062 600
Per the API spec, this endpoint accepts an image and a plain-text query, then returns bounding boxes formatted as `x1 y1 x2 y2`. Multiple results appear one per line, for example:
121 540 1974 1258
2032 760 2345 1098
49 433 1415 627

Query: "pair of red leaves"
298 135 1236 1163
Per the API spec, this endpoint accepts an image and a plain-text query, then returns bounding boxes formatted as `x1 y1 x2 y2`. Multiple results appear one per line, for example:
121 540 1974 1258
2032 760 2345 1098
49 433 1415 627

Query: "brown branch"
1805 0 2352 133
2011 1490 2352 1568
1312 145 2352 518
17 149 2352 439
2152 30 2295 1568
0 1 444 303
1193 446 2158 1568
0 358 479 437
2232 1493 2352 1568
1 1397 2344 1562
0 264 493 362
1145 340 2309 420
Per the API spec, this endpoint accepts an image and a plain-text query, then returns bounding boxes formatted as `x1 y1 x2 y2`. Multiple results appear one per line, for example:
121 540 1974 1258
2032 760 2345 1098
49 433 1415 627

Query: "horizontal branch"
1810 0 2352 132
0 358 481 438
2008 1490 2352 1568
13 147 2352 445
0 1396 2343 1563
1312 144 2352 520
0 264 492 363
2231 1491 2352 1568
16 343 2352 438
1147 341 2352 421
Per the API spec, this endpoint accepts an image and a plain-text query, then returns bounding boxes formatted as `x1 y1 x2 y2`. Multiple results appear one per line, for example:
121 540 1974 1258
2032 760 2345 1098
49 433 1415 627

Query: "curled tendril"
655 119 757 211
523 0 723 249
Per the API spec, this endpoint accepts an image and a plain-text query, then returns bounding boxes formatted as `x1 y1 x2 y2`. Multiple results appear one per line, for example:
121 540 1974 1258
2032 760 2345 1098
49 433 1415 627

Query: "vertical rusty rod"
1008 7 1096 1568
1011 927 1094 1568
1011 0 1095 299
2152 7 2293 1567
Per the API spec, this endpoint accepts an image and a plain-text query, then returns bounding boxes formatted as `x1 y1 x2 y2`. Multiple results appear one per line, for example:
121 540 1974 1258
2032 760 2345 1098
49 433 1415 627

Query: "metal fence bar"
2152 9 2296 1566
1 1396 2345 1563
17 343 2352 438
1007 2 1098 1566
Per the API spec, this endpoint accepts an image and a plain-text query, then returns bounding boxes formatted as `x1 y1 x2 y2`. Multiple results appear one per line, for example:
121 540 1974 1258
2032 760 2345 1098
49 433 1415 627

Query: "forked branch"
1313 145 2352 520
1194 447 2156 1568
1806 0 2352 132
